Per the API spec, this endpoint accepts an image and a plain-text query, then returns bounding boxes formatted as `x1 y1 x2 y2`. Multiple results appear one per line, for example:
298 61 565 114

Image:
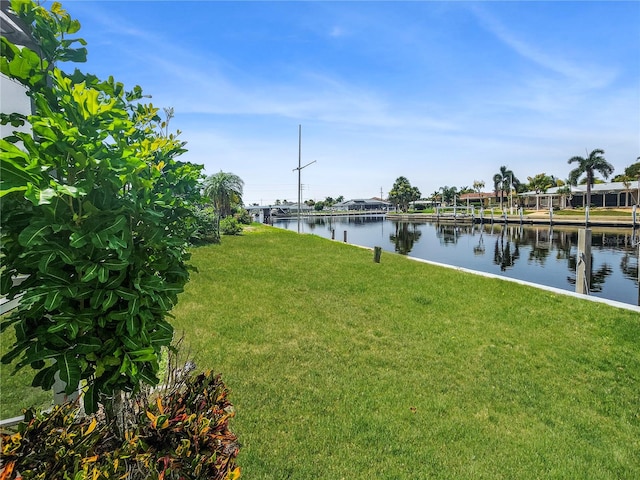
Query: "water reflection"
273 216 640 305
621 252 639 282
565 254 613 293
390 222 422 255
493 235 520 271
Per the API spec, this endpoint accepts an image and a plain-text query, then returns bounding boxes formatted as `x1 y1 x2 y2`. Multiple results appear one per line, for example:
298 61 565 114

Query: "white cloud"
471 5 618 90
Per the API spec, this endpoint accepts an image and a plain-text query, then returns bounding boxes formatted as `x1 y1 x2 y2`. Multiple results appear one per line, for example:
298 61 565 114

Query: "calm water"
273 215 640 306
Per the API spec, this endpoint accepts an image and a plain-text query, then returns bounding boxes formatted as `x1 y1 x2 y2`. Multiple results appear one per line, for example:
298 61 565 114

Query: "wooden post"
331 229 335 240
373 246 382 263
343 230 347 243
576 228 591 295
585 205 590 225
633 205 637 226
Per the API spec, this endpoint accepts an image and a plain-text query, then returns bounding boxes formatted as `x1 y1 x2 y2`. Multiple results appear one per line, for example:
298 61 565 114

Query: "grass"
551 208 632 217
170 225 639 479
0 327 52 418
2 224 639 478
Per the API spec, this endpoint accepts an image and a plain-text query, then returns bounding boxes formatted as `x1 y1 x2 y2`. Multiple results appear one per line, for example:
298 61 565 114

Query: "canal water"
273 215 640 307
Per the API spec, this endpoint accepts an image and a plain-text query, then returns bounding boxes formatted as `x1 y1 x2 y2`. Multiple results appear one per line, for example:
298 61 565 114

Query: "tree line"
388 149 640 212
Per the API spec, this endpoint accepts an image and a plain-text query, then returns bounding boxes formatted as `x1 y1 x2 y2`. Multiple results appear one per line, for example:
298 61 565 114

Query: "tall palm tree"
567 149 614 208
493 166 516 210
202 171 245 218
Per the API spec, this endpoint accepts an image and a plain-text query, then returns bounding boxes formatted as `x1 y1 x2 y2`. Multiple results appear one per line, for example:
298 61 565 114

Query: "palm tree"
567 149 614 208
493 166 516 210
202 171 245 219
620 175 633 207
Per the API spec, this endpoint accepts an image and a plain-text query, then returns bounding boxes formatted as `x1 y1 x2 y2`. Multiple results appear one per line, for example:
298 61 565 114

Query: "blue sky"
63 1 639 205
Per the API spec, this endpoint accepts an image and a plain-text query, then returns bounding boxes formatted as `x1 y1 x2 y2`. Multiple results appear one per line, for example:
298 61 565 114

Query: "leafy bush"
234 209 252 225
191 205 220 245
220 217 243 236
1 0 202 416
0 369 240 480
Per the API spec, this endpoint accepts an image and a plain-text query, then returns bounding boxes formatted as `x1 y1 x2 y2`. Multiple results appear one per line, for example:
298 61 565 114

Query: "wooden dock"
387 212 640 228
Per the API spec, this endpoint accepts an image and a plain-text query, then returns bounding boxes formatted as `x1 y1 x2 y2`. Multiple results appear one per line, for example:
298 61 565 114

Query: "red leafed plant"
0 368 241 480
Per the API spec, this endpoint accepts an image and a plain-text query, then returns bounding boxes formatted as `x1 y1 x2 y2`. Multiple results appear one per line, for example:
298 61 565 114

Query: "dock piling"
576 228 592 295
373 246 382 263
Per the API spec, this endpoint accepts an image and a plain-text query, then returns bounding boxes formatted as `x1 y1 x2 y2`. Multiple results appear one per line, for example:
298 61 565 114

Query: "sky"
59 0 640 205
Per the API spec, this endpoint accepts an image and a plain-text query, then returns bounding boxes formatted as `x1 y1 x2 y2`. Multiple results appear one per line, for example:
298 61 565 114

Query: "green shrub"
234 209 252 225
191 205 220 244
220 217 243 236
1 0 203 417
0 370 240 480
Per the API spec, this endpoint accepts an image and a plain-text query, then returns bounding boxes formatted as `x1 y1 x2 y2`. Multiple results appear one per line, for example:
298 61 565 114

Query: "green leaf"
126 314 139 336
102 215 127 235
114 288 138 301
2 344 26 365
121 335 141 351
103 290 118 310
70 231 91 248
91 231 109 249
97 266 108 283
17 345 58 367
0 271 14 296
18 222 51 247
57 249 75 265
84 384 98 414
82 263 100 282
102 258 128 271
47 322 67 334
32 365 57 390
6 45 40 82
127 296 139 316
68 321 79 339
0 145 41 196
44 290 63 310
139 366 160 386
43 268 71 286
108 235 128 250
75 337 102 354
104 270 126 290
58 354 81 395
89 289 104 310
55 184 81 197
131 353 157 363
151 320 173 346
36 187 57 205
60 285 79 298
38 251 58 273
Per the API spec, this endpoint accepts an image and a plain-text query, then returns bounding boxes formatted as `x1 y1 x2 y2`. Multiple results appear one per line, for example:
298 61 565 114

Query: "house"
458 192 499 208
332 198 392 212
519 181 640 210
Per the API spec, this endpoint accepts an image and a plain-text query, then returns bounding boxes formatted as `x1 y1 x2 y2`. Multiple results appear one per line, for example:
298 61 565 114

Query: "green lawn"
551 208 633 217
0 326 53 419
171 225 639 479
2 224 639 478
